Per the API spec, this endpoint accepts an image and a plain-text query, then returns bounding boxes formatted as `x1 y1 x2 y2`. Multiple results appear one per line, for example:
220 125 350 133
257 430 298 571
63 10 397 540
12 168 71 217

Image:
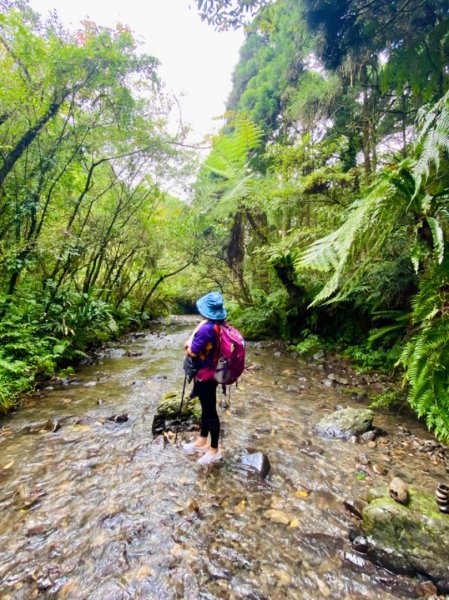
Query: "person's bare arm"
184 319 208 355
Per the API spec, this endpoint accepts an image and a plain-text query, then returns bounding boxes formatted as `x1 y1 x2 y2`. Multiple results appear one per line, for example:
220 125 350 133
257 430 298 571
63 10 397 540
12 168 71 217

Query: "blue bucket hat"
196 291 227 321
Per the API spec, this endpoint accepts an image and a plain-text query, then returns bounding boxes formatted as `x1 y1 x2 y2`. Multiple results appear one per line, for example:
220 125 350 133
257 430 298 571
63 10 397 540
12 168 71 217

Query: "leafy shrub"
343 342 400 372
291 331 326 357
229 288 291 339
370 390 407 409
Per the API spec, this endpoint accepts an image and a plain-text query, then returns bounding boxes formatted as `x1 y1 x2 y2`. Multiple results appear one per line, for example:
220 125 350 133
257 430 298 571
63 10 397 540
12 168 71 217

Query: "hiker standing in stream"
183 291 226 465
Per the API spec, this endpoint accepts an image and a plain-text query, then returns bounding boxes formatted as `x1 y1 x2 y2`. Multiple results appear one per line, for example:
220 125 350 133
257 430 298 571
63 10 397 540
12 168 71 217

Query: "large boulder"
361 486 449 593
315 407 373 439
151 390 201 434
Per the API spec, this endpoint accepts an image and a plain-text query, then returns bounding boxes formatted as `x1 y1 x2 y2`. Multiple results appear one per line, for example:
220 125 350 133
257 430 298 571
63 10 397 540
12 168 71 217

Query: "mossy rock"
151 390 201 434
315 408 373 439
362 486 449 592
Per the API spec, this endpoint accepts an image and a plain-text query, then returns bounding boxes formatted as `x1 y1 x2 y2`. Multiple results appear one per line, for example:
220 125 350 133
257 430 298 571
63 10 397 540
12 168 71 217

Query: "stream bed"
0 316 447 599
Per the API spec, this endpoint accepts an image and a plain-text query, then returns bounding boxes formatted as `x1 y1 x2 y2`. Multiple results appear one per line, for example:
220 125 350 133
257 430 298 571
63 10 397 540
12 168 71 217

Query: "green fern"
204 115 264 180
414 89 449 191
296 165 413 305
296 89 449 440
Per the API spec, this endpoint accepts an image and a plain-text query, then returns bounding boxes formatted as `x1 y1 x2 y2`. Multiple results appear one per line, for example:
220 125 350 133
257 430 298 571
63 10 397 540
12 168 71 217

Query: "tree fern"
296 166 413 305
414 89 449 191
204 115 264 180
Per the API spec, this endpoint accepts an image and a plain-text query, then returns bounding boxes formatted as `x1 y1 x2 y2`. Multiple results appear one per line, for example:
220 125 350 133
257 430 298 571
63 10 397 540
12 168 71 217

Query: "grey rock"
313 350 325 360
359 453 370 465
321 378 334 387
315 408 374 440
287 385 300 393
240 451 271 479
361 430 376 443
352 535 369 553
389 477 409 505
327 373 349 385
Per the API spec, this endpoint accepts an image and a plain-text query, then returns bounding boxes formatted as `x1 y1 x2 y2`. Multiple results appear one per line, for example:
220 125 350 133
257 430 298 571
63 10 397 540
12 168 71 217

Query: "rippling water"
0 316 446 599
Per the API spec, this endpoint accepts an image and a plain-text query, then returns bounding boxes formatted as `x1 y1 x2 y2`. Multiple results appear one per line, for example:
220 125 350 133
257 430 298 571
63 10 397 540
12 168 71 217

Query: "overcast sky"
27 0 244 145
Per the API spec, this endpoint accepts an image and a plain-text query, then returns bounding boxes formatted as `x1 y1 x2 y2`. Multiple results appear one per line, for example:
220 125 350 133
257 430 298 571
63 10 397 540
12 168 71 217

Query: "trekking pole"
174 373 187 445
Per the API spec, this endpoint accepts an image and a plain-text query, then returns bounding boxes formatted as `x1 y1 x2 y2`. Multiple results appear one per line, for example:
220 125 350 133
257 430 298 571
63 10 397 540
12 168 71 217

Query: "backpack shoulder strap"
212 324 221 367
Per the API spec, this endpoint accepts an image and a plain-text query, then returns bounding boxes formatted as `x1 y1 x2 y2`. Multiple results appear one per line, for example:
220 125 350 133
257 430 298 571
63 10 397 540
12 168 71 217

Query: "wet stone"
363 486 449 592
107 413 129 424
372 464 388 476
321 378 334 387
287 385 300 393
240 451 271 479
361 430 376 443
359 453 370 465
344 498 366 520
352 535 369 553
389 477 409 504
264 509 290 525
152 390 201 434
315 408 374 440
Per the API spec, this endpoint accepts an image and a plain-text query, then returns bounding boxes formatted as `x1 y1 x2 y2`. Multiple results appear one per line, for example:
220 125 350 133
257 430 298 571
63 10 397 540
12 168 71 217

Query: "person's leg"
198 379 220 453
183 381 208 451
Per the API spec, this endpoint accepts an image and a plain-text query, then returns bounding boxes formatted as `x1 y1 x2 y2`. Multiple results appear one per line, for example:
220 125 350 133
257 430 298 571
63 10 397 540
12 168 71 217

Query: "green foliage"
296 81 449 438
228 288 291 339
370 390 406 410
0 4 195 412
399 260 449 442
291 331 326 357
343 343 400 372
0 297 60 412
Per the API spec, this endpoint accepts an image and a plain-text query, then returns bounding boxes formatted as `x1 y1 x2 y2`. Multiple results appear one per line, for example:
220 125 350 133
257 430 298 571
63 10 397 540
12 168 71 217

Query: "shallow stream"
0 316 447 599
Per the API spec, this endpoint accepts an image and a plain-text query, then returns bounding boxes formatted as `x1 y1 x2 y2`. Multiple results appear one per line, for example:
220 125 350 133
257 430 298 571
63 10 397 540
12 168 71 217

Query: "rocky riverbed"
0 316 448 599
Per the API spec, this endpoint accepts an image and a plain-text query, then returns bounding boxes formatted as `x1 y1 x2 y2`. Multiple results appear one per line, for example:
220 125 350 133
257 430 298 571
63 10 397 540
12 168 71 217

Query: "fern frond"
414 89 449 190
296 169 409 305
204 116 264 181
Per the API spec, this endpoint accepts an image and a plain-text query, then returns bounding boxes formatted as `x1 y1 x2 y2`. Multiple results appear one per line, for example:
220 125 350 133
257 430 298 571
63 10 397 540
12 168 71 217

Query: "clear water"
0 317 445 599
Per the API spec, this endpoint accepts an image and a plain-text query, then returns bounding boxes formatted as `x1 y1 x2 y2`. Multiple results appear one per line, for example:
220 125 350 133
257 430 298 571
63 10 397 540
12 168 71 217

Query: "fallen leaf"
3 460 14 470
289 519 300 528
235 499 246 513
294 490 308 498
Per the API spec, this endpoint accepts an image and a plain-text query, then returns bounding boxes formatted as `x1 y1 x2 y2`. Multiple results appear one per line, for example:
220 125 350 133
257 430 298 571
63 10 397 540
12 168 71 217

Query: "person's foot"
183 440 208 454
197 449 223 465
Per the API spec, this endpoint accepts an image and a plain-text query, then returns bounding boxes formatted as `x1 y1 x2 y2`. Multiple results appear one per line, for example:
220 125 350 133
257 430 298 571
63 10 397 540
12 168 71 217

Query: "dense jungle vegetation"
1 1 449 442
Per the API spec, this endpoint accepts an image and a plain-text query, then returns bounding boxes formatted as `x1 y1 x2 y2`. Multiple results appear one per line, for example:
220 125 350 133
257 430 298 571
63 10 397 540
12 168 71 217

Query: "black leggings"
194 379 220 449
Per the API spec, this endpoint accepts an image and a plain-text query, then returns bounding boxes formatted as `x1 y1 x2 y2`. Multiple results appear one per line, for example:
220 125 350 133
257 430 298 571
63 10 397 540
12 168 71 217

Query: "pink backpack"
214 322 245 385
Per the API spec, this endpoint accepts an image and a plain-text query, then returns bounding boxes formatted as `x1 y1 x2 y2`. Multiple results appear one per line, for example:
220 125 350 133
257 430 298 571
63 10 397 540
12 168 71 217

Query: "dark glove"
183 355 198 383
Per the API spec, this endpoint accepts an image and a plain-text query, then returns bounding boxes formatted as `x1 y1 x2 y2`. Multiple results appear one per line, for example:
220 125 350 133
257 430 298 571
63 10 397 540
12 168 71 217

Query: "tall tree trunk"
0 95 67 186
361 65 372 177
